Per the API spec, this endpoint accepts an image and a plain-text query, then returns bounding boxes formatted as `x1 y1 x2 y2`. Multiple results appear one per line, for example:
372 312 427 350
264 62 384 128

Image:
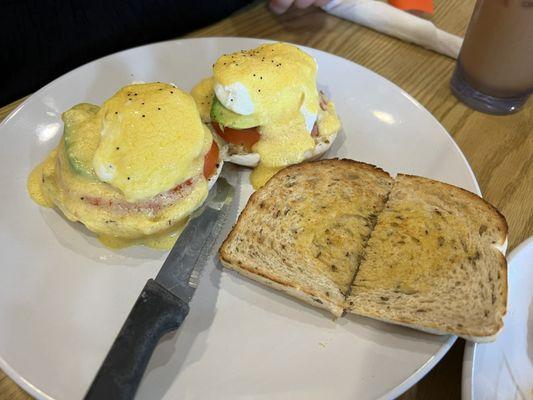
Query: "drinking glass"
450 0 533 115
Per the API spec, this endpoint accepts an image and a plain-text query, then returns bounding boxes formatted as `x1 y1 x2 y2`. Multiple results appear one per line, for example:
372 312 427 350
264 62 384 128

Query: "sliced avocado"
210 96 260 129
62 103 100 178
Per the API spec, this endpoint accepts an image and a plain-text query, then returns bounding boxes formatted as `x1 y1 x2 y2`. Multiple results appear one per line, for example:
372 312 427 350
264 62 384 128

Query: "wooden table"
1 0 531 398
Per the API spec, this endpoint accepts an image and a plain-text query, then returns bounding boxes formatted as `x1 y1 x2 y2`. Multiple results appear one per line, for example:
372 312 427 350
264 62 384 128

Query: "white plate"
462 237 533 400
0 37 480 400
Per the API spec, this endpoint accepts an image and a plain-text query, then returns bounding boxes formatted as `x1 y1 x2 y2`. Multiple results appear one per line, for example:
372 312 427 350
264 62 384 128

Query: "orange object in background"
388 0 434 14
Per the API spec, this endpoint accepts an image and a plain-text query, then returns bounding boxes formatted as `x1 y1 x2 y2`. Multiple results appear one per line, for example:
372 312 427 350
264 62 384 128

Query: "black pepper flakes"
116 147 120 150
142 114 145 118
157 107 161 110
127 177 130 180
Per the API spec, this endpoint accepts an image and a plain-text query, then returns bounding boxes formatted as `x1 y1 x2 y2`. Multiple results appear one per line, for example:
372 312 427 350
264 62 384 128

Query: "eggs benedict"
27 82 222 249
191 42 341 188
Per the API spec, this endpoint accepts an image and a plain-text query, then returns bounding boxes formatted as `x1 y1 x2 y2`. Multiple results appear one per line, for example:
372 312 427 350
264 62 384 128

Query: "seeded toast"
219 159 393 316
346 174 508 341
219 159 508 341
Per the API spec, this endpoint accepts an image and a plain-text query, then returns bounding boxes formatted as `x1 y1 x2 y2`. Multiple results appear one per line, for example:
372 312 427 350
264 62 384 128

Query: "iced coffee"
451 0 533 114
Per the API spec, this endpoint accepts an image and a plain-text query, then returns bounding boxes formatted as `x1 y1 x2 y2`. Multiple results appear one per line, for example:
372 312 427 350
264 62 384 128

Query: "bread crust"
397 173 508 246
266 158 392 182
220 259 344 317
351 312 503 343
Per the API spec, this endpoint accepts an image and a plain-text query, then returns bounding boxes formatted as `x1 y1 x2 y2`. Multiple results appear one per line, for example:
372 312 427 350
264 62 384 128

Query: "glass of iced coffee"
450 0 533 115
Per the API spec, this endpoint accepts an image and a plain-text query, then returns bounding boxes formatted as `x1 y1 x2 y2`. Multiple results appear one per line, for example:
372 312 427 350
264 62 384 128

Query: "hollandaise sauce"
98 218 189 250
249 115 315 188
27 150 57 208
28 82 213 250
93 83 210 202
190 77 215 122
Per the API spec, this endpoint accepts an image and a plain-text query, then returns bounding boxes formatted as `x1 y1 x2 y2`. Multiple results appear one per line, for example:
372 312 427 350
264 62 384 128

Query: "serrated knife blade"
155 176 234 302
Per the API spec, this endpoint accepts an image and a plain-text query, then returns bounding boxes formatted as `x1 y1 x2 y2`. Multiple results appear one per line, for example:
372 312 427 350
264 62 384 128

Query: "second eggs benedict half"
28 83 222 249
191 42 341 188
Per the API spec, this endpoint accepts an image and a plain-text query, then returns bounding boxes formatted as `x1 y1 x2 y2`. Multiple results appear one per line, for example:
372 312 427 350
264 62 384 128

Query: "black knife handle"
85 279 189 400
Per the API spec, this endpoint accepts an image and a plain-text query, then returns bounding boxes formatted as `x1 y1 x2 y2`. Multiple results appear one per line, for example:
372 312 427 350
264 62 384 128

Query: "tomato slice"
311 123 319 137
203 140 219 178
213 123 260 151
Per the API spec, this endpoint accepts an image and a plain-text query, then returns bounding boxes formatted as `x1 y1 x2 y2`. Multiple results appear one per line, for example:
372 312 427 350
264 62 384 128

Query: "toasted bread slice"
219 159 393 316
346 174 508 341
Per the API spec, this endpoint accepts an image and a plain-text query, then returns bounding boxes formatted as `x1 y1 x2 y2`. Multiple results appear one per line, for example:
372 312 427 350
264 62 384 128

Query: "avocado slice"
210 96 260 129
62 103 100 178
